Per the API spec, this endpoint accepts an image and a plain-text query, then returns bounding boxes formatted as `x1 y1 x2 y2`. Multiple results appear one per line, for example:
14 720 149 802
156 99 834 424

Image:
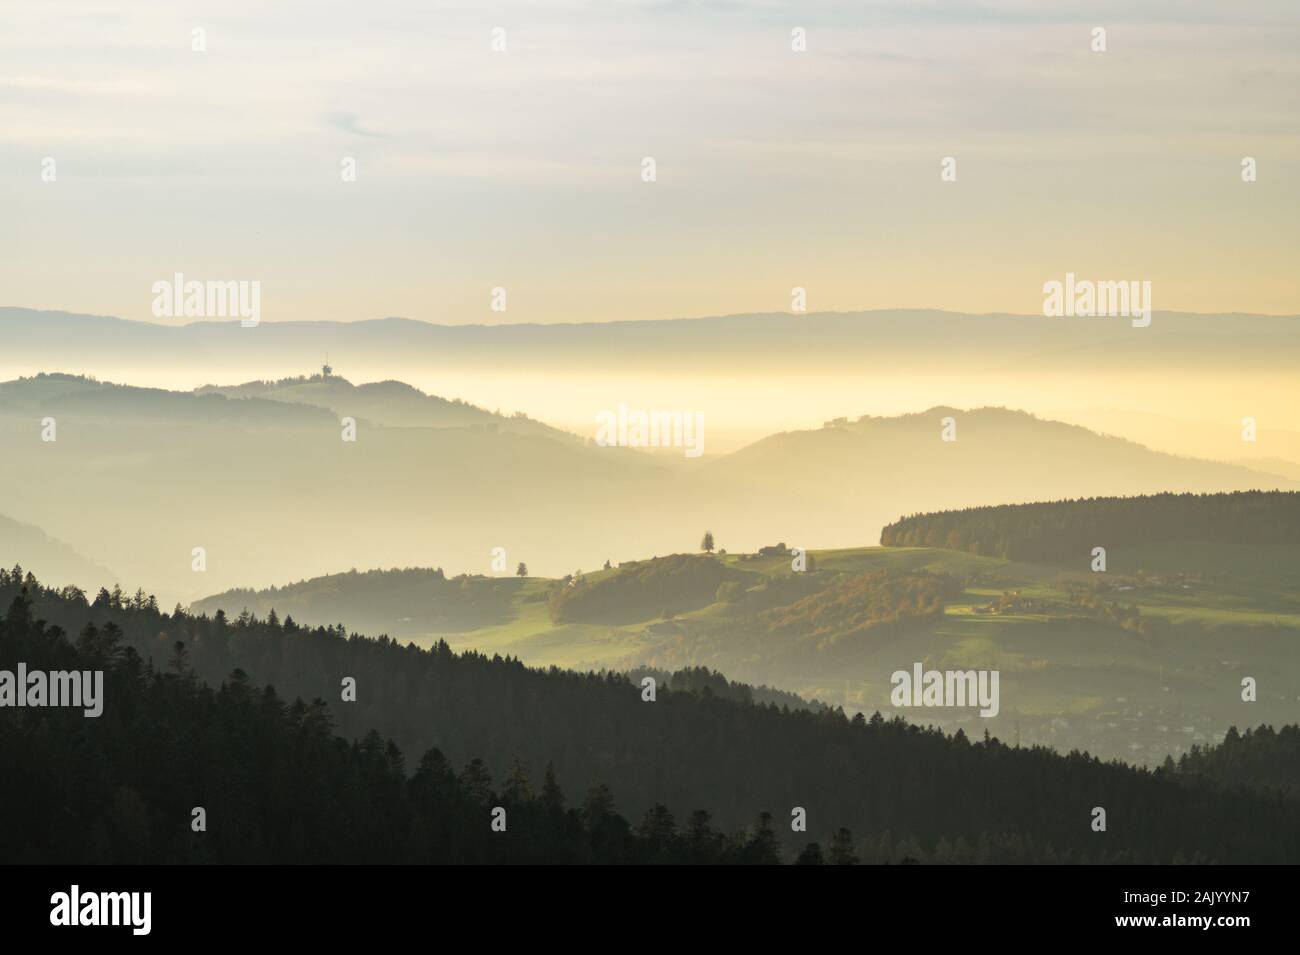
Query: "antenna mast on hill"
322 354 333 378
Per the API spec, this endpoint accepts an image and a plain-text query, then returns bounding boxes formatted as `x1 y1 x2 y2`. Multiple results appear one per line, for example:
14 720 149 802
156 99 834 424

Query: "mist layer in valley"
4 307 1299 462
1 369 1293 607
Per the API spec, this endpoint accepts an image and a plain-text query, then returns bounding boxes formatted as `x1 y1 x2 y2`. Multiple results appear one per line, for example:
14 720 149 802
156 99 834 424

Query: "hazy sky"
3 0 1298 324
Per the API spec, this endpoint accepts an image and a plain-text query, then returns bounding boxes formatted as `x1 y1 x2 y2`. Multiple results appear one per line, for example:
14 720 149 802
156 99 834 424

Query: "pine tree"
541 763 565 812
743 812 782 864
503 756 533 803
458 759 493 804
828 827 859 865
168 640 192 675
795 842 825 865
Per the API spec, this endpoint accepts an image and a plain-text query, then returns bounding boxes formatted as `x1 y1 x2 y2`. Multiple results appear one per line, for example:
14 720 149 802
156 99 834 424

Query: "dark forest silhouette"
3 568 1298 863
881 491 1300 561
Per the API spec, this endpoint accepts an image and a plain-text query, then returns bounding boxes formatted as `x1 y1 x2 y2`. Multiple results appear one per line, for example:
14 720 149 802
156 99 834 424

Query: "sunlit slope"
197 374 572 440
193 530 1300 766
0 513 116 593
5 374 1293 613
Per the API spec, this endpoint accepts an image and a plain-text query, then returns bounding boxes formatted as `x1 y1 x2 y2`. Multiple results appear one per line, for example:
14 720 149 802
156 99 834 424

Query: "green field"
406 543 1300 765
193 539 1300 765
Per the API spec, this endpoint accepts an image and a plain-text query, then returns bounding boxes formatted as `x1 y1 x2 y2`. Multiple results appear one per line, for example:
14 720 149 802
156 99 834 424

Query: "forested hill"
191 567 521 636
1174 725 1300 792
880 491 1300 562
4 569 1299 863
195 373 571 440
0 588 806 864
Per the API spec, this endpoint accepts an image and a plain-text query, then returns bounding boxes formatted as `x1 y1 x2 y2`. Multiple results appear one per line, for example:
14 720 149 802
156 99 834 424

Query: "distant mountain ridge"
693 406 1297 552
0 513 115 590
196 372 573 439
4 306 1299 377
1 371 1293 605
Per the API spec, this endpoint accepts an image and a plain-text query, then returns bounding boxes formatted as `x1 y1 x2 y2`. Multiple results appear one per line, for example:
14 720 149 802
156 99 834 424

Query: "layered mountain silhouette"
4 307 1299 377
695 408 1294 548
196 374 572 440
0 370 1291 606
0 513 115 591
